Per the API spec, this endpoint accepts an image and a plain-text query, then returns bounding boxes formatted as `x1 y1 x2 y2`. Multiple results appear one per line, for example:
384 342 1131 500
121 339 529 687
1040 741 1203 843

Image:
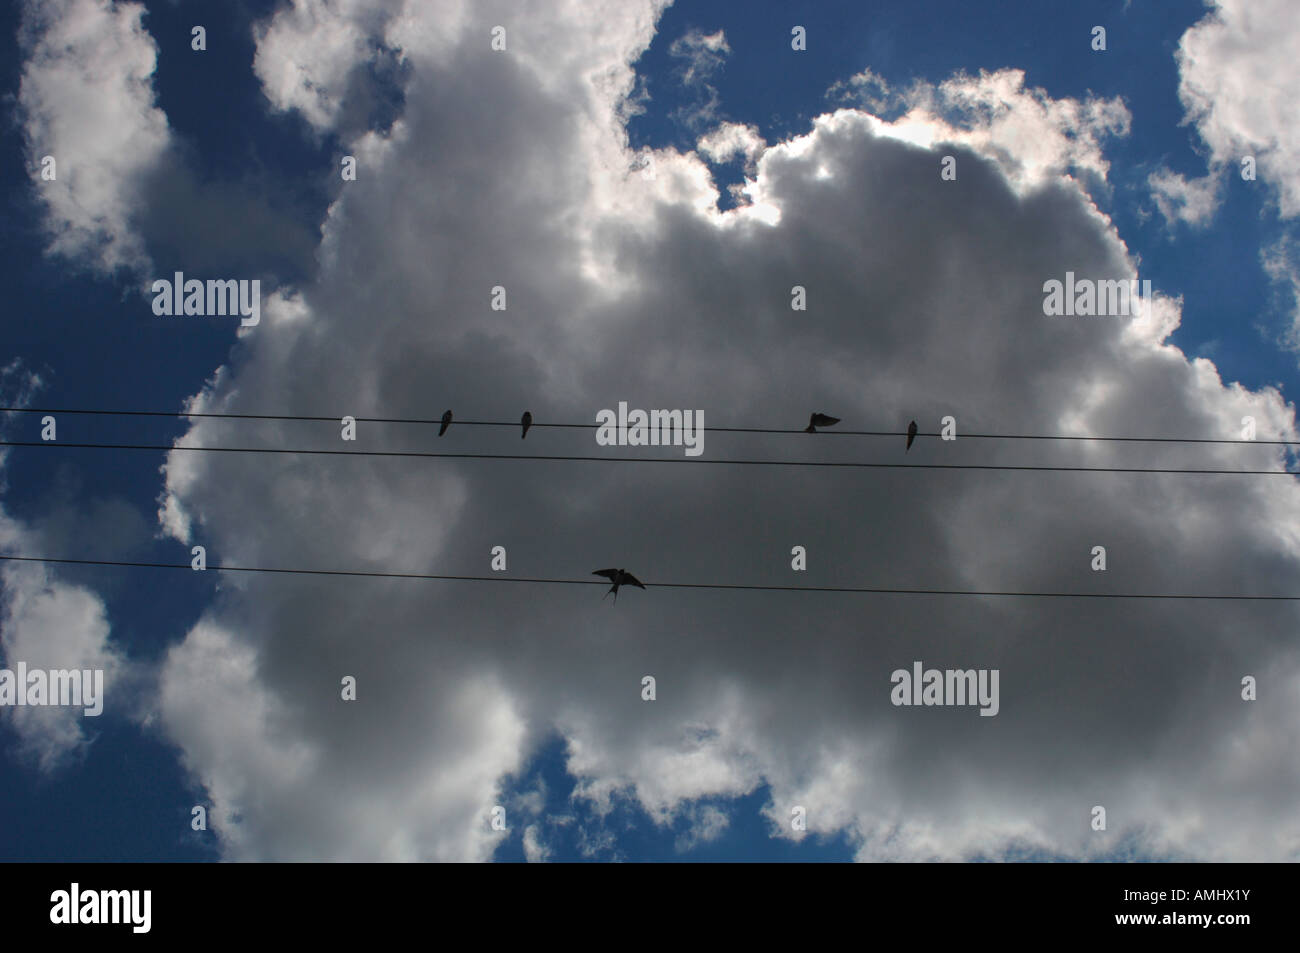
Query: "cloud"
252 0 417 135
0 363 129 773
697 122 765 169
1171 1 1300 356
522 824 551 862
674 802 730 853
667 28 730 129
668 28 729 83
17 0 322 292
825 67 894 115
1263 236 1300 347
17 0 172 275
1174 0 1300 219
0 560 125 772
888 68 1130 192
128 0 1300 862
1148 168 1223 228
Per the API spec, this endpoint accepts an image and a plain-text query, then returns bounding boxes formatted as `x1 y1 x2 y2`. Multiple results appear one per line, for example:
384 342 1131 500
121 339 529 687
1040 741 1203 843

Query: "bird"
805 412 840 433
906 420 918 452
438 410 452 436
521 411 532 439
593 568 646 604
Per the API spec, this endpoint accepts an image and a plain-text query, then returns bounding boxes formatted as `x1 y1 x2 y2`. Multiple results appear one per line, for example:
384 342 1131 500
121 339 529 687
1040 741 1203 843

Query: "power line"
0 440 1295 476
3 554 1297 600
0 406 1293 446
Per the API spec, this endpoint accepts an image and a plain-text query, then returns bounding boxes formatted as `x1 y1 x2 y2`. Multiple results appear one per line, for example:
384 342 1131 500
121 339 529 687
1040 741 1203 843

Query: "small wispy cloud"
668 28 731 129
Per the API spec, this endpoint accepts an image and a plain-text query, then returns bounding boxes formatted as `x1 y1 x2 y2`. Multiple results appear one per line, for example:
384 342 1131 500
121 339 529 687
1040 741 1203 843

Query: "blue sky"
3 0 1298 863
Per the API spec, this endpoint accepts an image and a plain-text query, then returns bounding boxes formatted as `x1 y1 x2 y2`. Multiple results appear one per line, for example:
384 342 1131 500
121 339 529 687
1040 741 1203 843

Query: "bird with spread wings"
593 568 646 603
805 412 840 433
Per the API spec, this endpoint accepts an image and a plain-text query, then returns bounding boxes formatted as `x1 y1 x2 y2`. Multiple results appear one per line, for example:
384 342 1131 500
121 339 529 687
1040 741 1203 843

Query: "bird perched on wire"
438 410 453 436
521 411 533 439
805 412 840 433
593 568 645 604
906 420 918 452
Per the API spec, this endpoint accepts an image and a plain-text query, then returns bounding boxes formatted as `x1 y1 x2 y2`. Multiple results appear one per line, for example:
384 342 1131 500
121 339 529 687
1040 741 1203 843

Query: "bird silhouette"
438 410 452 436
521 411 533 439
593 568 645 604
906 420 918 452
805 412 840 433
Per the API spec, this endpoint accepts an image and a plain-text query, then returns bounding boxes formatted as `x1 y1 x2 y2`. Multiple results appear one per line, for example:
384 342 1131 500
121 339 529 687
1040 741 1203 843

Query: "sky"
1 0 1299 862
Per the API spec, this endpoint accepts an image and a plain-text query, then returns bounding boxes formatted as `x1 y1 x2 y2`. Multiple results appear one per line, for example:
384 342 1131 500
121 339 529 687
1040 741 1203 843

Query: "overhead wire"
0 405 1294 446
3 554 1297 601
0 440 1293 476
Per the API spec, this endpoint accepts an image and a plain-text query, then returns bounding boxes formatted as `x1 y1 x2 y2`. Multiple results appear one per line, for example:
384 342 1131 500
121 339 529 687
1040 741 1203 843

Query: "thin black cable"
3 554 1298 600
0 406 1292 446
0 440 1294 476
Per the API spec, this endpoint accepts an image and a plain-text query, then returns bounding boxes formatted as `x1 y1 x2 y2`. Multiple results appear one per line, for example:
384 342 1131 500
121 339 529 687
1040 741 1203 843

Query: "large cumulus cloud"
138 0 1300 861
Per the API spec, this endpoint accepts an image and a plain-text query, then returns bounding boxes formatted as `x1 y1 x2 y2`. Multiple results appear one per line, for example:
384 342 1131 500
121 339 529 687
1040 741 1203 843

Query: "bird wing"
623 572 646 589
813 414 840 426
593 569 620 581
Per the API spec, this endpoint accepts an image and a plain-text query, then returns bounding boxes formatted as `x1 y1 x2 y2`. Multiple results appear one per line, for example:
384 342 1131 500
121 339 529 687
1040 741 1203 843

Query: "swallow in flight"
805 412 840 433
593 568 646 604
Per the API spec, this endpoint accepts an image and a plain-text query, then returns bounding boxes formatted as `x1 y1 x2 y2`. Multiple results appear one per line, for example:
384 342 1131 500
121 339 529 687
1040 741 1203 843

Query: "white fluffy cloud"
155 620 526 861
1148 168 1223 228
1174 0 1300 218
252 0 411 133
522 824 551 862
18 0 171 274
24 0 1296 861
1168 0 1300 356
0 559 125 772
697 121 765 168
0 364 128 772
890 68 1131 191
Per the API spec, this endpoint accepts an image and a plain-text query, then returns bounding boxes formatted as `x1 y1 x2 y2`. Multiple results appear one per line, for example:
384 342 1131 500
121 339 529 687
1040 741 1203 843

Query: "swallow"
906 420 918 452
805 412 840 433
439 410 452 436
521 411 533 439
593 568 645 604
